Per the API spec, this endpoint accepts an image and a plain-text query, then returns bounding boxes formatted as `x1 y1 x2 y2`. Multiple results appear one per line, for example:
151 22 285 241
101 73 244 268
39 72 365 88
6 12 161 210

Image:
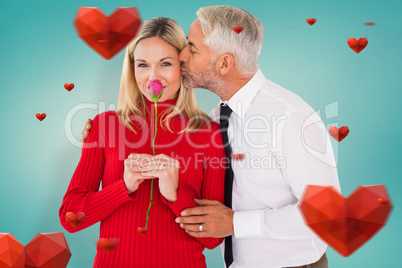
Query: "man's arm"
177 110 340 239
81 118 92 147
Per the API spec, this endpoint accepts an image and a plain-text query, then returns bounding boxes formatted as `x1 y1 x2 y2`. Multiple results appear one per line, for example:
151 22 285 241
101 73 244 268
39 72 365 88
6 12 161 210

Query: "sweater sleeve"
161 124 225 249
59 114 135 233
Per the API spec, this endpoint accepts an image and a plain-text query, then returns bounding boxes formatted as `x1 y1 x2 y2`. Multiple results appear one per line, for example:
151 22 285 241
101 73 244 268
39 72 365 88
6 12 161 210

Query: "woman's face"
133 37 182 102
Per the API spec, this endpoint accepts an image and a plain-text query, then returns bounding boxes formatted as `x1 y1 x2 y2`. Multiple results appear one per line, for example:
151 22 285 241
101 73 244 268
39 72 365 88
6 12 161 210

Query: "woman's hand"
123 154 150 194
135 154 180 202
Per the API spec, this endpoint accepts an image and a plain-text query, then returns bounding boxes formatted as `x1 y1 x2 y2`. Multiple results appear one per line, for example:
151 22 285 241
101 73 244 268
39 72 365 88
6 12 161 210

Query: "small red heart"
64 83 75 91
36 113 46 121
232 26 244 34
329 126 349 142
97 238 119 253
378 198 389 206
300 185 393 257
137 227 148 235
364 22 376 26
347 37 368 53
231 153 245 161
65 212 86 228
306 18 316 25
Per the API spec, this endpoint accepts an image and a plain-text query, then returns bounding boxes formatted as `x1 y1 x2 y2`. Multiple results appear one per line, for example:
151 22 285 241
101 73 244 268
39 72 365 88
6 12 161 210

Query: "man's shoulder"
253 78 315 116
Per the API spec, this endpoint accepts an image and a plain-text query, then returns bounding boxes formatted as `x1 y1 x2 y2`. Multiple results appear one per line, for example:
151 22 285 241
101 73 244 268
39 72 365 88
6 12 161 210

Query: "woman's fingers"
153 155 180 167
125 154 180 181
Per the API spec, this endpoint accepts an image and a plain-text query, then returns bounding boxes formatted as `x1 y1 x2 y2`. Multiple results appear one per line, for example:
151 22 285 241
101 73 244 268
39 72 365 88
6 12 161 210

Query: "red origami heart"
347 37 368 53
36 113 46 121
0 233 71 268
65 212 86 228
232 26 244 34
137 227 148 235
306 18 316 25
299 185 392 257
64 83 75 92
329 126 349 142
97 238 119 253
73 7 142 59
0 234 24 268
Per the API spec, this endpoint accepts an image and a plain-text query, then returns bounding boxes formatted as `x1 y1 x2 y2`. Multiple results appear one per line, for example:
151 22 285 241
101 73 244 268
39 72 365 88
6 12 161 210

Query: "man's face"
179 19 223 92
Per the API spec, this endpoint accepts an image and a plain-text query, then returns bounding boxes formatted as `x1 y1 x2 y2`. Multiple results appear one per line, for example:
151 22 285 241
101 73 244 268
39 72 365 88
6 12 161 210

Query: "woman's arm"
59 114 135 233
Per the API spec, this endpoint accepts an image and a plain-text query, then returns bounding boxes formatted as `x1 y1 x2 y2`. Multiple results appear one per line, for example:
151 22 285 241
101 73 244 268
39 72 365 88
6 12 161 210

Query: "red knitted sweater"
59 99 225 268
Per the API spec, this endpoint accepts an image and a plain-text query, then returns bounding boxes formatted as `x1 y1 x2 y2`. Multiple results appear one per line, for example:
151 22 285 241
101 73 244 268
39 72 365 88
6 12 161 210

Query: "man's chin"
182 76 194 88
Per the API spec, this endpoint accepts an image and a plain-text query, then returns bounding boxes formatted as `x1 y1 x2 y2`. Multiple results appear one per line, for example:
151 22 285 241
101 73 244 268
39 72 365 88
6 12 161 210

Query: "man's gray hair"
196 5 264 74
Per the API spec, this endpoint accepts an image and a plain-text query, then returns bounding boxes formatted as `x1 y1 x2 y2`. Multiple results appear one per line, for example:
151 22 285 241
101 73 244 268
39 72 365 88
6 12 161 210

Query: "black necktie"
219 103 234 268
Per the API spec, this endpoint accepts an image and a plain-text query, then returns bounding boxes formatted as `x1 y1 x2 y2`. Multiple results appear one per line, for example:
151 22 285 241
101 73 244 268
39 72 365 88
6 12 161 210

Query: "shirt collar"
220 69 266 119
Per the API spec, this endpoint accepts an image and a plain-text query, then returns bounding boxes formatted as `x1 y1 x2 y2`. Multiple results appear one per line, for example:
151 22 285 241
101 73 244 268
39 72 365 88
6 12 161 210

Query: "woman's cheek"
170 68 182 84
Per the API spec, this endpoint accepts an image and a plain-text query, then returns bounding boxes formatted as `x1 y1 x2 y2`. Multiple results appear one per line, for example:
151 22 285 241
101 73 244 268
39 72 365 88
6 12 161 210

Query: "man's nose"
179 46 188 62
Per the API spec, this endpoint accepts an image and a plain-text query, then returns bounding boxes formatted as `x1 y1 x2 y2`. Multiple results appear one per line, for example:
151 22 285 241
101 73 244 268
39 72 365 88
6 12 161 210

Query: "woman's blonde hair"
116 17 210 133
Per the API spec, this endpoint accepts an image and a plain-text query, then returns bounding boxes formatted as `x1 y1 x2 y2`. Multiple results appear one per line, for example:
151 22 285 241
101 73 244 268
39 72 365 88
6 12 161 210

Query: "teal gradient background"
1 0 401 267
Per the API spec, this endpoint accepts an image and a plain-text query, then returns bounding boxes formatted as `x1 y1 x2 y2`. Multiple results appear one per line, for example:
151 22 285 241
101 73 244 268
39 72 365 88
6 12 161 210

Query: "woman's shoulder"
187 120 222 141
207 121 221 130
90 111 119 131
94 111 119 121
198 120 221 132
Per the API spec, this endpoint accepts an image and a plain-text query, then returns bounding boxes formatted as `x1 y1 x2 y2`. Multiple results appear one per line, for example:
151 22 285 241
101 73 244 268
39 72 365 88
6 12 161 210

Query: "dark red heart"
97 238 119 253
347 37 368 53
64 83 75 91
24 233 71 267
299 185 392 257
73 7 142 59
231 153 245 161
232 26 244 34
36 113 46 121
329 126 349 142
137 227 148 235
65 212 86 228
306 18 316 25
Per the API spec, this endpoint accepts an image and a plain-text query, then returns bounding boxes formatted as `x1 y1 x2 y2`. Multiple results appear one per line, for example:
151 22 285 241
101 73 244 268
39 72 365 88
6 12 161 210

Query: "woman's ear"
215 53 234 75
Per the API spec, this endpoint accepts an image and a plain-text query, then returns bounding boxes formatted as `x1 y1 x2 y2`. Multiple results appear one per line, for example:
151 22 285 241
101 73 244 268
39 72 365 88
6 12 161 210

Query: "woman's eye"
137 63 147 68
162 62 172 67
190 50 196 54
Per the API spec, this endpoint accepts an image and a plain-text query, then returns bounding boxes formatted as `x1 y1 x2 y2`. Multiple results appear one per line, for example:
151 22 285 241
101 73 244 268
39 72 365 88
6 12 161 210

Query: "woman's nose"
149 67 161 81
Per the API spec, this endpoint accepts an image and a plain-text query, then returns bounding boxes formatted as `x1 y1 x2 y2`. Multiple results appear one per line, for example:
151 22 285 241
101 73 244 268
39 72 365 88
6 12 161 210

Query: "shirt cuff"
233 210 264 238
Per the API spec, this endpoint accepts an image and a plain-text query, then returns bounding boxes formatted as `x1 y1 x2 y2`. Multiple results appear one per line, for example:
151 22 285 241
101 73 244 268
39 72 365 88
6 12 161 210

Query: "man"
82 6 340 268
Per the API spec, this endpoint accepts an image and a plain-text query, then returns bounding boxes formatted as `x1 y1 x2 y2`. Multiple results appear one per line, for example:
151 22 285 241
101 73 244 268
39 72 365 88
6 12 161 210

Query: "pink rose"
148 81 163 101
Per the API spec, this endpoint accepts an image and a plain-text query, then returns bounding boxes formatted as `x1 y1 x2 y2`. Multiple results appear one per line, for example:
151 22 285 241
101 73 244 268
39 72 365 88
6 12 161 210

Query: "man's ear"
215 53 234 75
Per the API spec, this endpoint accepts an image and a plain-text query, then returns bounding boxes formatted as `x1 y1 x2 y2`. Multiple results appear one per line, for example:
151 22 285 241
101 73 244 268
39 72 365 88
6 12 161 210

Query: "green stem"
145 101 158 229
153 101 158 156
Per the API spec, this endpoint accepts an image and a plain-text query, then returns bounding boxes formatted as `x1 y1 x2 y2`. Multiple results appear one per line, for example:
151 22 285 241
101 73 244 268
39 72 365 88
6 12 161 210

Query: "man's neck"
219 73 255 101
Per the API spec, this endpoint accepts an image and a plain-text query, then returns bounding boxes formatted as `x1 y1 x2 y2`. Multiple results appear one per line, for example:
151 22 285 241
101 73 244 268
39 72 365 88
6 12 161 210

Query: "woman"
59 17 226 268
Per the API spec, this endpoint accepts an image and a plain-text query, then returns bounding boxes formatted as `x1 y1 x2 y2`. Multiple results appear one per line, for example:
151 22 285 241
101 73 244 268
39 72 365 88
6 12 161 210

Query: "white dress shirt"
209 70 341 268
